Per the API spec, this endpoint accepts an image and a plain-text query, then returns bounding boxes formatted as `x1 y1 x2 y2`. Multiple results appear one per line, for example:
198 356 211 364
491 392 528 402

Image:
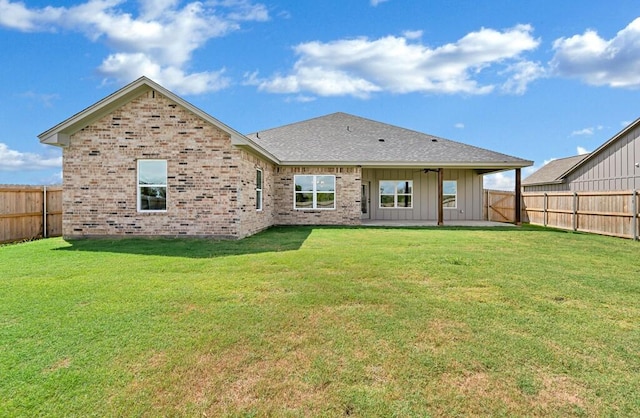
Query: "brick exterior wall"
273 166 362 226
236 151 276 238
61 89 362 239
63 90 256 238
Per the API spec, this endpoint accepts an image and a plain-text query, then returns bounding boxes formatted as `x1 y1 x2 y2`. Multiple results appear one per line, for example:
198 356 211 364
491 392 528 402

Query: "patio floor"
360 220 516 227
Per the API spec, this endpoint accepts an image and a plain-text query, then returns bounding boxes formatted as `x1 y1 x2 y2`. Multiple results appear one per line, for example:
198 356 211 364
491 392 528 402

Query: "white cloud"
370 0 390 6
571 127 594 136
570 125 602 136
0 0 269 94
19 91 60 107
0 0 63 31
551 17 640 88
500 60 546 94
284 95 317 103
577 146 589 155
256 24 541 98
98 53 230 94
403 30 423 40
0 143 62 171
454 123 465 129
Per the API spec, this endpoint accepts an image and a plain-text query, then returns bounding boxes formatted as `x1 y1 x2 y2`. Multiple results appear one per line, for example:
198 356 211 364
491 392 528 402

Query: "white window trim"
256 168 263 211
443 180 457 209
293 174 336 210
137 159 167 213
379 180 413 209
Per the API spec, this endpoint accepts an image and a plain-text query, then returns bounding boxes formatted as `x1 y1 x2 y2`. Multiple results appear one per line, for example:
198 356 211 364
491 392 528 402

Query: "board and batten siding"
361 168 483 221
522 182 570 193
566 124 640 192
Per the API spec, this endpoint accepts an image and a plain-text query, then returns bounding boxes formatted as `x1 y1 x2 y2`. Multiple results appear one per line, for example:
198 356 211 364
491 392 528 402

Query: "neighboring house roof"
247 112 532 170
38 76 279 164
522 154 589 186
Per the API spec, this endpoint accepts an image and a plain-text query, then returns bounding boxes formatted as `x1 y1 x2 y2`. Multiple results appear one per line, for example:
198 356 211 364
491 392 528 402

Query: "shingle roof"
247 112 532 169
522 154 589 186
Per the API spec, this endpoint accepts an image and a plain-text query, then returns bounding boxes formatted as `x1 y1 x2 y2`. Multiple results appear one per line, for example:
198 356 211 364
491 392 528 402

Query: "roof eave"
276 160 533 168
522 179 565 187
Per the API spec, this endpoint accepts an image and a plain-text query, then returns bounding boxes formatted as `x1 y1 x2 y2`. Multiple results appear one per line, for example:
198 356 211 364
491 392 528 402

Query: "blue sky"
2 0 640 188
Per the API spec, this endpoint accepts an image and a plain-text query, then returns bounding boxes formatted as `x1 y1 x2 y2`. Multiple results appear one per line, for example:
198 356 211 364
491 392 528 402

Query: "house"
523 118 640 192
39 77 532 239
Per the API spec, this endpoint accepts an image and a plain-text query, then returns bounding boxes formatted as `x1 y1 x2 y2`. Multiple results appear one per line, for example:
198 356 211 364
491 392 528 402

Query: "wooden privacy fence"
523 190 639 240
484 189 639 240
0 186 62 243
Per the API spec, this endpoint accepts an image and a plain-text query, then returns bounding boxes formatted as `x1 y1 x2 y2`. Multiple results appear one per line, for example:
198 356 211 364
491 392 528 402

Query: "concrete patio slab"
360 220 516 227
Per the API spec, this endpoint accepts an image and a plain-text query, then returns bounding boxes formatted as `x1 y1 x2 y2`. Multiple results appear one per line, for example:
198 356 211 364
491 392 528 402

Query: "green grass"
1 225 639 417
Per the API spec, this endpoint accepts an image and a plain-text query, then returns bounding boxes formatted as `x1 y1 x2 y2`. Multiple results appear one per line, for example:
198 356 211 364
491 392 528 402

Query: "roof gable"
247 112 532 169
557 117 640 180
38 76 278 163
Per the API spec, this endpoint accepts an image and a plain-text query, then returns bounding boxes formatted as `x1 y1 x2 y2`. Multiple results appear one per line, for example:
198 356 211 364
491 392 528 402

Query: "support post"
486 189 491 221
514 168 522 225
437 168 444 225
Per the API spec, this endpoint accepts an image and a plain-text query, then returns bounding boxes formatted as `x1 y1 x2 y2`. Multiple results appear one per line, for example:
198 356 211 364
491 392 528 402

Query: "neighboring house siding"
62 91 245 238
564 127 640 191
273 166 361 226
522 183 570 193
362 168 484 221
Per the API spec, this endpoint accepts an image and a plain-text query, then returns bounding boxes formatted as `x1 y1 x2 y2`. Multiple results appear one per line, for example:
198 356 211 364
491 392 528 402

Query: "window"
138 160 167 212
256 169 263 211
379 180 413 208
443 180 457 208
294 175 335 210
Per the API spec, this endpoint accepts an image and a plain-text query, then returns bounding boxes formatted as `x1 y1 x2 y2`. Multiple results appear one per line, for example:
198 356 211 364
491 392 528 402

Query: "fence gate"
485 190 515 223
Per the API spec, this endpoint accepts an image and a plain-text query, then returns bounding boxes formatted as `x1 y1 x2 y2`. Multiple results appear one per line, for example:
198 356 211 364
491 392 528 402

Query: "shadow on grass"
54 226 313 259
53 224 578 259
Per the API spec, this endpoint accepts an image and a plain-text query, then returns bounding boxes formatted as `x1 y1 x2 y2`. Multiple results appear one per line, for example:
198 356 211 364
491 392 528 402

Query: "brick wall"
62 89 362 239
273 166 362 226
63 90 249 238
236 150 276 238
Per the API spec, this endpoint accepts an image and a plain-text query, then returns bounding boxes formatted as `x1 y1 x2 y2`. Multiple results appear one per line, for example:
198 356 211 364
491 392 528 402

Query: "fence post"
633 189 638 241
572 192 578 231
43 186 48 238
543 193 547 227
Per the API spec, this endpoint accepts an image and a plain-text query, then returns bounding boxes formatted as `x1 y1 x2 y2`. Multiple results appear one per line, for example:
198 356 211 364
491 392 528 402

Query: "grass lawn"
1 225 639 417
